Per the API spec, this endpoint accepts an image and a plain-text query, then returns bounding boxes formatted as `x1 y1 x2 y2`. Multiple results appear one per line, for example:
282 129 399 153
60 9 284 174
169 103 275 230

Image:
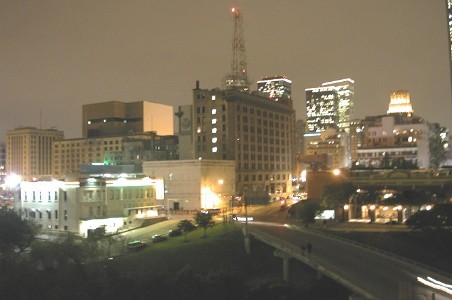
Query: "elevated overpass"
245 223 452 300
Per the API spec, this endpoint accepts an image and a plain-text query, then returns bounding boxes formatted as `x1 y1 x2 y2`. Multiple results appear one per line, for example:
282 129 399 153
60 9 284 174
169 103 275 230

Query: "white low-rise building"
15 174 164 237
143 160 236 211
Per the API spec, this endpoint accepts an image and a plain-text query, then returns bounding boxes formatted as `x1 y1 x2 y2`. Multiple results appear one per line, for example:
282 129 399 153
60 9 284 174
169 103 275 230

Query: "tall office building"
447 0 452 98
82 101 173 138
0 142 6 186
257 76 292 102
321 78 354 133
192 81 296 198
305 86 338 133
6 127 64 180
448 1 452 65
387 90 414 116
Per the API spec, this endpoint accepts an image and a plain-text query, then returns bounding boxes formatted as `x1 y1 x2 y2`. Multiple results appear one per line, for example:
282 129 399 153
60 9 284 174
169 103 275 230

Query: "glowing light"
417 277 452 295
201 187 221 209
332 169 341 176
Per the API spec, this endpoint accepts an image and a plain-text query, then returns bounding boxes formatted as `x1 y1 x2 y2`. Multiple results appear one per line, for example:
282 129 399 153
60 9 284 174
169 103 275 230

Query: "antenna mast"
223 7 249 92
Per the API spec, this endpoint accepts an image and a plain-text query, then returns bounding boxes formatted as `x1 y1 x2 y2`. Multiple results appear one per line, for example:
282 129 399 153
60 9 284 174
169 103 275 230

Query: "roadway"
242 203 452 300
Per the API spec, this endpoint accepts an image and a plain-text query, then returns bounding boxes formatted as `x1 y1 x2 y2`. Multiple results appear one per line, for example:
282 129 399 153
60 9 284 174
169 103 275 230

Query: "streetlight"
343 204 349 221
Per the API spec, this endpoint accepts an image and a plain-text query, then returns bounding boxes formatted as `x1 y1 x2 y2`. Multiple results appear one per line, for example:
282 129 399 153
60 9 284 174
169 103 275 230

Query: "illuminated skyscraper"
257 76 292 101
448 0 452 64
387 90 414 116
321 78 355 133
305 86 338 133
447 0 452 96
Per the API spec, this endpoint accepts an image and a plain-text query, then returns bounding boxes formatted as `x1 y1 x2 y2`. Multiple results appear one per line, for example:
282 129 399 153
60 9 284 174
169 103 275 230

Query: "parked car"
127 240 147 251
152 234 168 243
168 228 183 237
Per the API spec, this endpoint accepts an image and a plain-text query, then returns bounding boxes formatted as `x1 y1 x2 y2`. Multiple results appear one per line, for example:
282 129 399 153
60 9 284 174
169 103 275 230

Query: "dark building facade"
192 82 296 198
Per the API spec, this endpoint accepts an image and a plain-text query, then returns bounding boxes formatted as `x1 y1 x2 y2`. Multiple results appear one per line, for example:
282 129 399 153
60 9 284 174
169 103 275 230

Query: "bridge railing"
294 225 452 280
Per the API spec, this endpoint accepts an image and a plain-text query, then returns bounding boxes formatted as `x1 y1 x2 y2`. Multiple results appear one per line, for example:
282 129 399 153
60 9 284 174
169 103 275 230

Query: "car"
152 234 168 243
168 228 183 237
127 240 147 251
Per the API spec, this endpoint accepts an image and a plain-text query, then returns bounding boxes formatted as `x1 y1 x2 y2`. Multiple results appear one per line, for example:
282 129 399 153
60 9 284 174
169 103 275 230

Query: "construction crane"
223 7 249 92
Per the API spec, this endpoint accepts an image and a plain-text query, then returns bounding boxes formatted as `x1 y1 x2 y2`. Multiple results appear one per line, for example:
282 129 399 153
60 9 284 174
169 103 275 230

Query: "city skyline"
1 0 451 141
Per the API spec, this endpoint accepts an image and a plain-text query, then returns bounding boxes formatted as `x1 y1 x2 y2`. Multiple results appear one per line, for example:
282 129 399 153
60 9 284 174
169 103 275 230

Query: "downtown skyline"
1 0 451 141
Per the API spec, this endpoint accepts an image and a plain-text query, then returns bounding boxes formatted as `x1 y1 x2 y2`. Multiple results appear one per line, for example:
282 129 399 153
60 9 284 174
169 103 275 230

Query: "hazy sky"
1 0 451 141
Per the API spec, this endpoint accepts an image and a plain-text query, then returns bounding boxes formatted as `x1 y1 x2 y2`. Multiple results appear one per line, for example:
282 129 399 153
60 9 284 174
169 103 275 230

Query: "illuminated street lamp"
343 204 349 221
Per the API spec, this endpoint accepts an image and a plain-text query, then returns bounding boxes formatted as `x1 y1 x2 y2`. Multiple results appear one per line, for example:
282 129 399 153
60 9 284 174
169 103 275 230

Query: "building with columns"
6 127 64 181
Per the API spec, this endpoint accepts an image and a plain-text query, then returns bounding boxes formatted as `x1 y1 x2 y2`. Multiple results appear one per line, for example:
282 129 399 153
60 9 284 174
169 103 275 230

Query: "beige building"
52 133 178 178
191 82 296 199
6 127 64 181
143 160 235 211
356 114 430 169
304 128 349 169
82 100 174 138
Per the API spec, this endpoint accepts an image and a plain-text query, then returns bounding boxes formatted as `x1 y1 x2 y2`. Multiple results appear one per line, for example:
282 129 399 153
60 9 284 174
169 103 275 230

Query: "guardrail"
293 225 452 280
246 227 379 300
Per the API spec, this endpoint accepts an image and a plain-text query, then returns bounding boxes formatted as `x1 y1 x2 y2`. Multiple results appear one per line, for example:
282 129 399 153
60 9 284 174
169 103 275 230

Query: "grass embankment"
95 223 350 300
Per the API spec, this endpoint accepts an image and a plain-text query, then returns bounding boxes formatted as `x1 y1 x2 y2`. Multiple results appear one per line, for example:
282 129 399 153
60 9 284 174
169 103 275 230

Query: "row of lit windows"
357 151 417 158
238 173 288 182
238 162 288 171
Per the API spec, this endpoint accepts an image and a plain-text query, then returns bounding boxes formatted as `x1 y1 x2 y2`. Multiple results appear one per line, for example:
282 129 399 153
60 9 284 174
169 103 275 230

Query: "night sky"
1 0 451 141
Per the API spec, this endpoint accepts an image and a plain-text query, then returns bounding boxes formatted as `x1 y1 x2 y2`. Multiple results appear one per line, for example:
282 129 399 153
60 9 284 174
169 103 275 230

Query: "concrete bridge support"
273 249 292 283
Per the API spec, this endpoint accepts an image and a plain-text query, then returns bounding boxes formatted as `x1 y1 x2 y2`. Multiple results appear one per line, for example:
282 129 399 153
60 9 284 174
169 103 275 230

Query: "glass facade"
305 87 338 133
257 76 292 101
321 78 355 133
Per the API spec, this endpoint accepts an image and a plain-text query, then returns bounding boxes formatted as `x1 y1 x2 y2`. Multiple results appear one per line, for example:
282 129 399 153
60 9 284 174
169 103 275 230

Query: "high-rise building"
321 78 355 132
192 82 296 198
305 86 338 133
257 76 292 102
6 127 64 180
82 101 173 138
447 0 452 99
387 90 414 116
0 142 6 186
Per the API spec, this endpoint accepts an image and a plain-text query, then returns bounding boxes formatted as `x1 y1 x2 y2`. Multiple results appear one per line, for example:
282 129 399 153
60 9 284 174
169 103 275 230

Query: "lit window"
212 147 218 152
212 137 217 143
212 119 217 124
212 109 217 115
212 128 217 133
212 95 216 101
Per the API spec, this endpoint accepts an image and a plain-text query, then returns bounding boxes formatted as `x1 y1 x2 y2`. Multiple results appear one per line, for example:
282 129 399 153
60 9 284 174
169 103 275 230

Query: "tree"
429 125 447 170
177 219 197 242
288 200 321 226
0 210 37 257
194 211 215 238
406 203 452 231
321 182 355 209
